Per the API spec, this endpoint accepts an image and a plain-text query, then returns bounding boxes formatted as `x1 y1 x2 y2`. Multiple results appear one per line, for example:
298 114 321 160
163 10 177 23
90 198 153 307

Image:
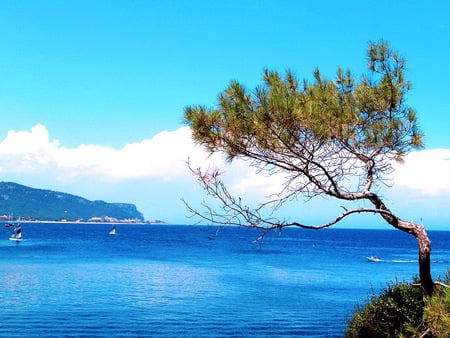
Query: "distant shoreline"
8 220 167 225
4 221 448 231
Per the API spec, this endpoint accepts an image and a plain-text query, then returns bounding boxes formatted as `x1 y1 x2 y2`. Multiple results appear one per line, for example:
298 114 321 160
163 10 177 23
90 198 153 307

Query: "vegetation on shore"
345 271 450 338
0 181 145 222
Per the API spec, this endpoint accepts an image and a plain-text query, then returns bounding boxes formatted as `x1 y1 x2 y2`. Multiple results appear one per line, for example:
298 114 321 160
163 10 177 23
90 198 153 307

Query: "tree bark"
366 192 434 294
411 223 434 295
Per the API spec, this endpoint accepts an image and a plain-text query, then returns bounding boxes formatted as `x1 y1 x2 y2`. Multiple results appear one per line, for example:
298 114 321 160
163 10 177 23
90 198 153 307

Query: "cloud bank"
393 148 450 195
0 124 221 182
0 124 449 198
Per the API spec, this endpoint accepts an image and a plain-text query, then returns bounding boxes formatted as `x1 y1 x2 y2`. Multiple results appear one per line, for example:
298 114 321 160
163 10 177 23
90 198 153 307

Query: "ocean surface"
0 223 449 337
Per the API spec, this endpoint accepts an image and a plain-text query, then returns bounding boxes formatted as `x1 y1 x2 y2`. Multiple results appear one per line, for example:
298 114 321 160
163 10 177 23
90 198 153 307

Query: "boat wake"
367 257 448 264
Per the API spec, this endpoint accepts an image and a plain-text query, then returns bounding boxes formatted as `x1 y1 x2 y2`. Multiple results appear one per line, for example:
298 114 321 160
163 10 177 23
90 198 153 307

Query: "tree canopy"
185 41 422 202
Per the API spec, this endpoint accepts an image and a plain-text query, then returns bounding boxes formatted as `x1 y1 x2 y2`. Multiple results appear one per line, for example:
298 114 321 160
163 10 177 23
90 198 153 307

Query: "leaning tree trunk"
407 221 434 295
368 193 434 295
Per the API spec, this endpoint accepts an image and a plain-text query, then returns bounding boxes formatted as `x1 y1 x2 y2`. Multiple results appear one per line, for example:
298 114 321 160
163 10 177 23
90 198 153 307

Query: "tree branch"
183 159 396 231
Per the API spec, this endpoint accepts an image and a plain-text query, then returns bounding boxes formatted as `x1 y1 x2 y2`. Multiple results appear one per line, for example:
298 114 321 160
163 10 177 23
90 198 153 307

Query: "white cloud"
1 124 450 199
223 148 450 200
0 124 61 170
393 149 450 195
0 124 223 182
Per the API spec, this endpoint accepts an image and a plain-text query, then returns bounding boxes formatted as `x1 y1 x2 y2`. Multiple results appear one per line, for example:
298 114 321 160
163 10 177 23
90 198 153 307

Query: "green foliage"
184 41 424 199
185 41 423 165
345 272 450 338
345 280 425 338
420 271 450 337
0 182 144 221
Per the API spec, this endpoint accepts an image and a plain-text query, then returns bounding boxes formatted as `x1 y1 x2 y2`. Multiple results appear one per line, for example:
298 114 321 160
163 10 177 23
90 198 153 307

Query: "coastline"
8 220 167 225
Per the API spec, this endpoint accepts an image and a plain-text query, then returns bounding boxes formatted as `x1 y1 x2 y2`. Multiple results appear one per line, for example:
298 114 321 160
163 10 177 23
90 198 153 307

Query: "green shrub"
420 271 450 338
345 280 425 338
345 271 450 338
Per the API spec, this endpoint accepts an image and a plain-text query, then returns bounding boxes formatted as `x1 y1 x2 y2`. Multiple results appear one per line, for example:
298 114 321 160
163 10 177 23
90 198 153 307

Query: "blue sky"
0 1 449 229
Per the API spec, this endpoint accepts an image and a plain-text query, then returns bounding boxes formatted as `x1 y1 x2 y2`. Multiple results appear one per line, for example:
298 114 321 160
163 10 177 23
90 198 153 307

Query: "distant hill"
0 182 144 222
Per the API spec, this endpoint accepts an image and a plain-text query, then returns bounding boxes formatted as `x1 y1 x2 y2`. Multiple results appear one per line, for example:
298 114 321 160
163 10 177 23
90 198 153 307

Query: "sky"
0 0 449 229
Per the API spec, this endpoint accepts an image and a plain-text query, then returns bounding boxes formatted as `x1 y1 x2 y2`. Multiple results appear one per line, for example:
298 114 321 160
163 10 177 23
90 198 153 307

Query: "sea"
0 223 449 338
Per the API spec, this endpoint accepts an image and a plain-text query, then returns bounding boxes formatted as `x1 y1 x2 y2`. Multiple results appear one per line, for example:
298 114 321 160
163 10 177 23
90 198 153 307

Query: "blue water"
0 223 449 337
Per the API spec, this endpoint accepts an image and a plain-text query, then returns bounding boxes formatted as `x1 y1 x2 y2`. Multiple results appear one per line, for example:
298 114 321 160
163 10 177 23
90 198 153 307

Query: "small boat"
9 224 23 242
367 255 381 262
109 225 117 235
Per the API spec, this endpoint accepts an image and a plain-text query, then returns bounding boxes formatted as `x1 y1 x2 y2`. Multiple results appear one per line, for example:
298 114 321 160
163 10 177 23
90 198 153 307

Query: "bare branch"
183 159 396 231
433 281 450 288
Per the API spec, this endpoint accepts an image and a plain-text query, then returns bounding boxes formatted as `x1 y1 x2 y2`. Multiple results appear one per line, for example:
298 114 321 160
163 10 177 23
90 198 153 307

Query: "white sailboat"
9 223 22 242
109 225 117 235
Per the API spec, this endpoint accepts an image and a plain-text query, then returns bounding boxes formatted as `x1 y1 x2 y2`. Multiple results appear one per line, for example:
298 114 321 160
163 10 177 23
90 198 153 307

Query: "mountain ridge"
0 182 145 222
